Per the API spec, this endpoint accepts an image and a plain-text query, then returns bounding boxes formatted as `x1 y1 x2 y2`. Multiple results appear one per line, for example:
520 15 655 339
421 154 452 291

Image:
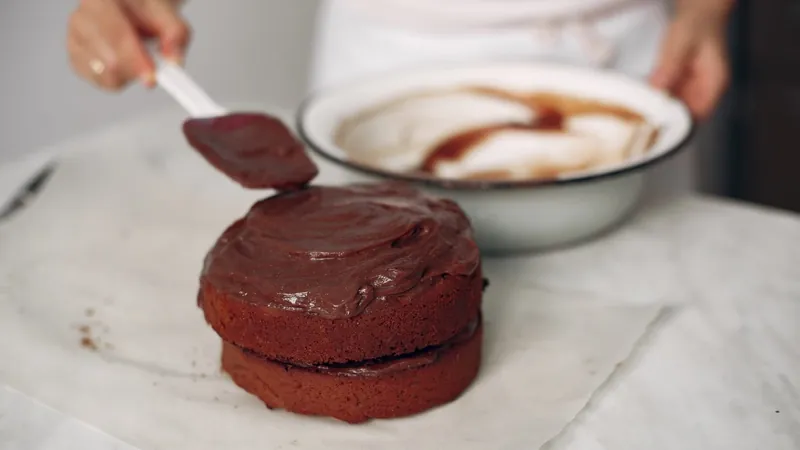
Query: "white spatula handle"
148 44 227 118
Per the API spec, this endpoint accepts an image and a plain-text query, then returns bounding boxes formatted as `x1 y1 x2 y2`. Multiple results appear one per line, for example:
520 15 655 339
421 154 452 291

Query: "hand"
67 0 191 91
649 1 732 120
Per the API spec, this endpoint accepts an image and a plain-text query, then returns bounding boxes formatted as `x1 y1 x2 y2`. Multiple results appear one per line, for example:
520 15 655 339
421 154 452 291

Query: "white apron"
308 0 695 202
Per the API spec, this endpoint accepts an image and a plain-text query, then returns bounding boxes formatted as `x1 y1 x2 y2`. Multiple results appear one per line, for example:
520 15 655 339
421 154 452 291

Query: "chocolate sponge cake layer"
202 270 482 365
222 318 483 424
199 183 482 365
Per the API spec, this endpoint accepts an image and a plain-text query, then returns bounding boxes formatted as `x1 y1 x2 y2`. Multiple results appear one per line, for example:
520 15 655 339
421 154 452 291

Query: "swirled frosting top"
201 183 480 319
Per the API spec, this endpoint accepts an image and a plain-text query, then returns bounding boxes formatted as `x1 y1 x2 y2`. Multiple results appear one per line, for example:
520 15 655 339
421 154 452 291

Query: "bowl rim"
296 63 696 191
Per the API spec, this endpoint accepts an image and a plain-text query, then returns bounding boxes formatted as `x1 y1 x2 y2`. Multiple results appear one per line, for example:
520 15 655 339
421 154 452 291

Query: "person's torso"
339 0 638 30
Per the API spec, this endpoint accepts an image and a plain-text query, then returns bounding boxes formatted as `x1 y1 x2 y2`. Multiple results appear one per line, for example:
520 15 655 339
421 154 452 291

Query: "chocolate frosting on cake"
200 183 481 319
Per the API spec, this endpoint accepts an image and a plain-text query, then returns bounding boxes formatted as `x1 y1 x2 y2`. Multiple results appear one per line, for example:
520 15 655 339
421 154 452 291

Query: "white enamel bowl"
297 63 693 254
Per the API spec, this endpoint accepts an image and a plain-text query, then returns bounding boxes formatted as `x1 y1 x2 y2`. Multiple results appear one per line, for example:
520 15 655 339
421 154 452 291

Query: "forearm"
675 0 734 21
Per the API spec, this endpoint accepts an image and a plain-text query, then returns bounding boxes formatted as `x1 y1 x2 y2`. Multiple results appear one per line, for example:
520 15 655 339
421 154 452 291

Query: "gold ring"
89 59 106 76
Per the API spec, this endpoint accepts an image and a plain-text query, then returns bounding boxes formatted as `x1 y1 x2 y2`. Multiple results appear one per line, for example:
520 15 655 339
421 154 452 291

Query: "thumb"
124 0 191 64
649 19 697 91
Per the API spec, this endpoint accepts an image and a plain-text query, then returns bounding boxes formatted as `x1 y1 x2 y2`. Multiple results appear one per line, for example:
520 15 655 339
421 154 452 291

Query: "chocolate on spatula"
183 113 319 190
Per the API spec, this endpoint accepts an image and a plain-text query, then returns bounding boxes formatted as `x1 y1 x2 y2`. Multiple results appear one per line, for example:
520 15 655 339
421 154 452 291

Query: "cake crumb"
84 308 95 318
80 336 98 351
78 324 111 352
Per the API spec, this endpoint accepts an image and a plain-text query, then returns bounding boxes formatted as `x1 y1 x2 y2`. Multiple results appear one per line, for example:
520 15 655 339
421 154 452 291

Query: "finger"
649 19 698 91
70 1 156 87
68 31 127 91
123 0 192 64
682 75 727 121
68 10 131 90
67 20 127 91
680 43 730 120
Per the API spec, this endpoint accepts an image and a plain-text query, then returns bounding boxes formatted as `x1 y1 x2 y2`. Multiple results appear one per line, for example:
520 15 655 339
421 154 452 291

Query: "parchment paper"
0 110 663 450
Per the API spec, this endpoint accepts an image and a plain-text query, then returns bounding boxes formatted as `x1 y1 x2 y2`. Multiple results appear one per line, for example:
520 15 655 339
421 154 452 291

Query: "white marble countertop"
0 109 798 450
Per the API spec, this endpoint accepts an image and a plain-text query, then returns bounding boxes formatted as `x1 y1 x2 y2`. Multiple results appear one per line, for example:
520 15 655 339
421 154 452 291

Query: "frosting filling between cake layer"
240 315 481 378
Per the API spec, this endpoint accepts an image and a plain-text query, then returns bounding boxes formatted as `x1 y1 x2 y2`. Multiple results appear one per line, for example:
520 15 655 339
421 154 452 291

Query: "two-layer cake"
197 182 484 423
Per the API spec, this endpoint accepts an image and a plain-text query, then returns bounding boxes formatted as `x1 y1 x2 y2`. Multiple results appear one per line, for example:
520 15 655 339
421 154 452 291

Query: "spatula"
147 49 318 190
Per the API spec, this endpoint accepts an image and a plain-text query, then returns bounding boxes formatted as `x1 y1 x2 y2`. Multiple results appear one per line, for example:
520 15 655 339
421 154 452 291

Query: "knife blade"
0 163 56 222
